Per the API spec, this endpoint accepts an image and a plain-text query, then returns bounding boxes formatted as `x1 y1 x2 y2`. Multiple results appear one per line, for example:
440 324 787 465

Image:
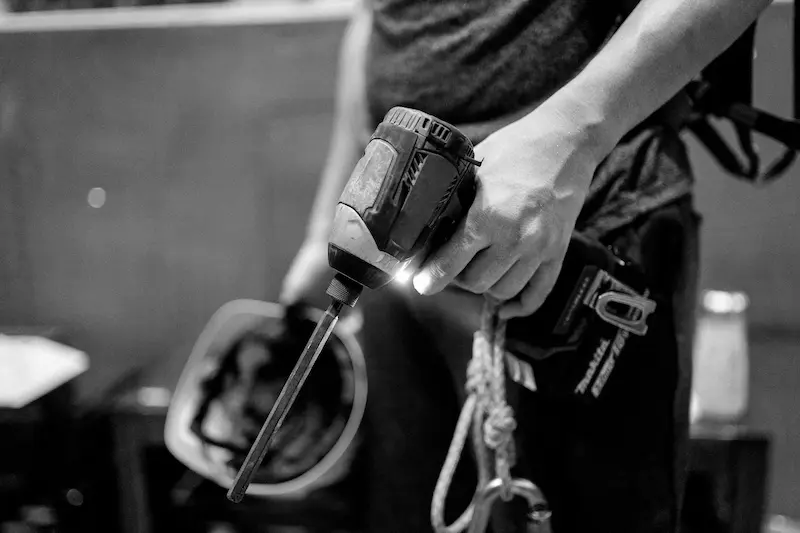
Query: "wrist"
528 87 623 166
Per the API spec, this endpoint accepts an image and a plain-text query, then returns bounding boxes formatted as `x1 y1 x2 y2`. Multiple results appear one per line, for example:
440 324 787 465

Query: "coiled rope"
431 298 517 533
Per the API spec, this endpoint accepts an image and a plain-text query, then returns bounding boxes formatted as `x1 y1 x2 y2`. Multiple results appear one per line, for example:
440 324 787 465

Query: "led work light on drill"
228 107 480 502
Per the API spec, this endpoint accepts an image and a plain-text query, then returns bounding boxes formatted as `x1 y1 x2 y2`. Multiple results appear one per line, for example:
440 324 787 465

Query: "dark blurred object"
682 424 772 533
109 354 771 533
0 326 125 533
4 0 227 11
110 369 366 533
0 327 72 532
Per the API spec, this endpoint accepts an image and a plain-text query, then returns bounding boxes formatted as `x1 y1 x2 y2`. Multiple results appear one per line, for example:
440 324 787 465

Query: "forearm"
529 0 773 166
306 2 372 241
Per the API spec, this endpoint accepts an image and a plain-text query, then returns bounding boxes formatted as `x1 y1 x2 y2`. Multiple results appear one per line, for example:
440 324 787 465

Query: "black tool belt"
503 232 661 405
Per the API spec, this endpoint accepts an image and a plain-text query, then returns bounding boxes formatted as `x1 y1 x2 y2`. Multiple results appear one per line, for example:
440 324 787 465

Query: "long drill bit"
227 298 344 503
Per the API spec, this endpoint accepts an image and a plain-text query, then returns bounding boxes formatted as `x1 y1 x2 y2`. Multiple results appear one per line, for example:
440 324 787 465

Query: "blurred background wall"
0 0 797 520
690 3 800 520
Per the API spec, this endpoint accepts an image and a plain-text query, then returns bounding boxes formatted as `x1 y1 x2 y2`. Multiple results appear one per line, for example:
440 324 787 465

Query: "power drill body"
327 107 479 298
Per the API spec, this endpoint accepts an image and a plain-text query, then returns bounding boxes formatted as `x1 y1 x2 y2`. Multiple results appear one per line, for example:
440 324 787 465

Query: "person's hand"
411 106 605 319
279 237 331 306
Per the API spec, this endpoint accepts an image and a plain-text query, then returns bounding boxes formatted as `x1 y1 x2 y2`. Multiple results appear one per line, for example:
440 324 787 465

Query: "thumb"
412 224 482 295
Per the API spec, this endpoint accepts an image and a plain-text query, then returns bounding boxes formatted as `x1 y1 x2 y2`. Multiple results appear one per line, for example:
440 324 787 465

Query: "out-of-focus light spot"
88 187 106 208
703 290 749 314
137 386 171 408
767 515 800 533
394 268 412 285
66 489 84 507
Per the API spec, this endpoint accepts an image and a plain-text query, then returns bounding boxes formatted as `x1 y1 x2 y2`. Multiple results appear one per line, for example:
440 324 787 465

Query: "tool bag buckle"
592 291 657 336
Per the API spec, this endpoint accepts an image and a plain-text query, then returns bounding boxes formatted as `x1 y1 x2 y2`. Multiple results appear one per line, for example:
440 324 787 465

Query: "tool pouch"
504 232 659 404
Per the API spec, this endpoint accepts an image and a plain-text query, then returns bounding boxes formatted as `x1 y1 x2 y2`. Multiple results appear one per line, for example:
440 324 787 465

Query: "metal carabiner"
467 477 552 533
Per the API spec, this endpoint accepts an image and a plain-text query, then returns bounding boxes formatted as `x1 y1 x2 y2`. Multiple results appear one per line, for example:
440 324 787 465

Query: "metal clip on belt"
593 291 657 337
580 267 657 337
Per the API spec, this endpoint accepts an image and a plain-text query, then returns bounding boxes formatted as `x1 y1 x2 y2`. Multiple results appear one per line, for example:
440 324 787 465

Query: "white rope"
431 298 517 533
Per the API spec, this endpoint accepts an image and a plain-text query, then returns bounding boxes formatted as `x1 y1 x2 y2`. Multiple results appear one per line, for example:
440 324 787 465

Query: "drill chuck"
326 274 362 307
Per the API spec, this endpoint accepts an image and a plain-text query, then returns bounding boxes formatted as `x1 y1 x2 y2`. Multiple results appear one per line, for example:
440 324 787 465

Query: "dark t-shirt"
360 8 695 531
364 0 694 236
365 0 622 127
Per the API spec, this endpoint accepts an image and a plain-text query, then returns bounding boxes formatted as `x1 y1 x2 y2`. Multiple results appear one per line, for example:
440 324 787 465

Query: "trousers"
354 124 701 533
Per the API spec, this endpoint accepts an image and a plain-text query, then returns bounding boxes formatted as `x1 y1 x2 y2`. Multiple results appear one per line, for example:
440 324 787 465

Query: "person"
279 0 772 531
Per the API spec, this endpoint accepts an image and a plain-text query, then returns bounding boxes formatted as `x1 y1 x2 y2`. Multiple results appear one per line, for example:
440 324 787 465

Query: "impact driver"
228 107 481 502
